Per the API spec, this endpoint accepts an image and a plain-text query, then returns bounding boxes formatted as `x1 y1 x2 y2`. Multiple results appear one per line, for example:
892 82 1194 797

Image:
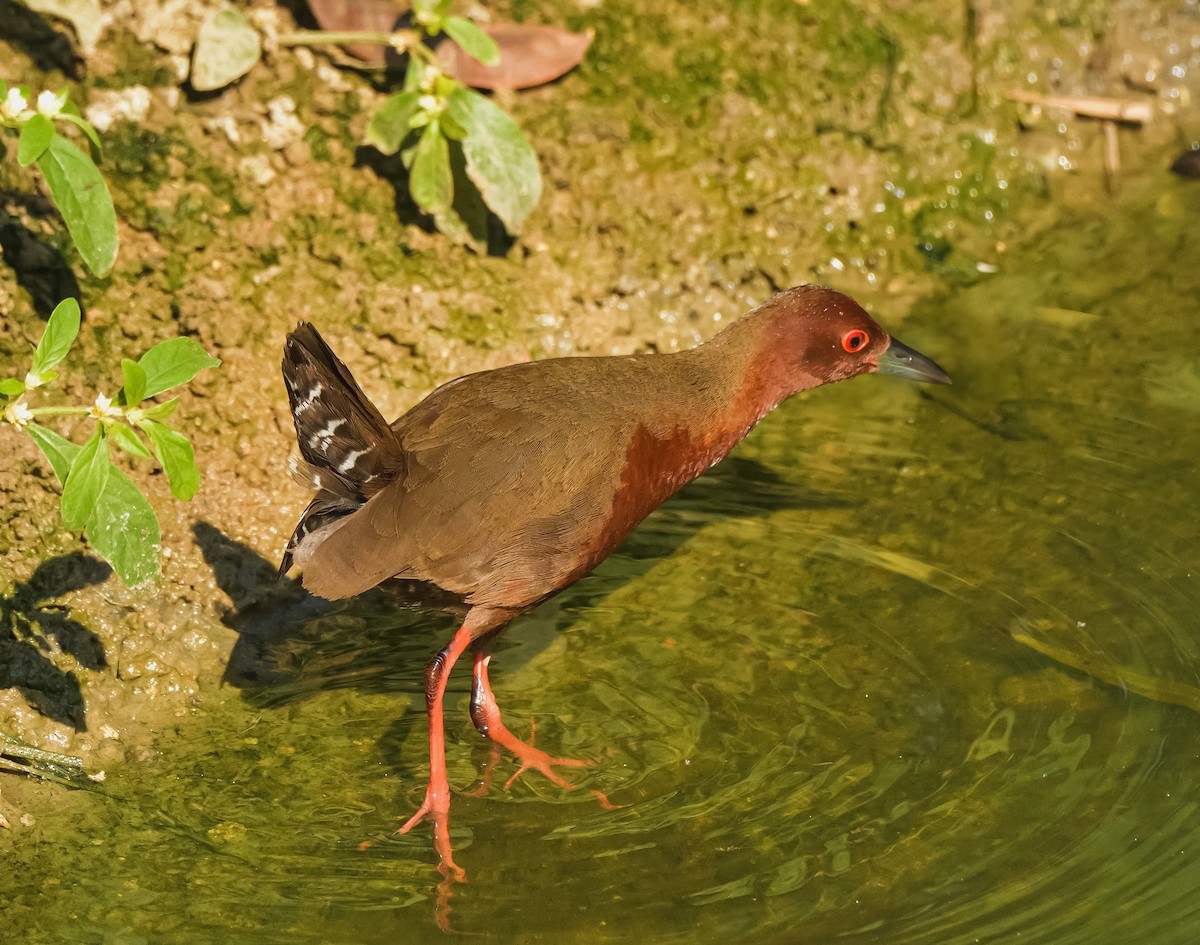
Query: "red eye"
842 329 870 353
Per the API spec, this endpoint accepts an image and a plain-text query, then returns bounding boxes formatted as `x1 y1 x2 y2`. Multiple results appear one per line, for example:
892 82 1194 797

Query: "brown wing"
299 357 647 605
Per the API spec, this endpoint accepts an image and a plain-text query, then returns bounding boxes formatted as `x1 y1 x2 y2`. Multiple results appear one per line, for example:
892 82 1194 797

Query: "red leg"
394 610 516 932
397 622 474 836
398 623 471 929
469 651 618 809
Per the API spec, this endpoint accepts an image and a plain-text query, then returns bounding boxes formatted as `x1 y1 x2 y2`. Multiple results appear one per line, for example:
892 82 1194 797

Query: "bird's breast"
572 418 752 578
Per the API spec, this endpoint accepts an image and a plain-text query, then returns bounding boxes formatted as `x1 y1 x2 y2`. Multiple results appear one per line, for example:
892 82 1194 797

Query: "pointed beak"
876 337 952 385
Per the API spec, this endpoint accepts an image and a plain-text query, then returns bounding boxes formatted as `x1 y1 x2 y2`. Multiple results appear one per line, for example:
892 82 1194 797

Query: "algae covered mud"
3 0 1200 942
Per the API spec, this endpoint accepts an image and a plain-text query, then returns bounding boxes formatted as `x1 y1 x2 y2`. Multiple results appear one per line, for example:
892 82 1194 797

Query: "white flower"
418 94 440 113
416 64 440 93
2 87 30 122
36 90 64 118
90 392 123 421
3 400 33 428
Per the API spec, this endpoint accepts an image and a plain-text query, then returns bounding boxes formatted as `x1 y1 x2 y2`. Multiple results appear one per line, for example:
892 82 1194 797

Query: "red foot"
471 651 619 809
431 820 465 931
497 719 620 809
396 765 452 835
397 783 465 932
495 716 590 791
393 620 479 932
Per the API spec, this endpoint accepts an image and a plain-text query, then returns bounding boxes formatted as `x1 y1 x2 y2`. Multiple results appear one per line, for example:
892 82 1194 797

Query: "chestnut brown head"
751 285 951 394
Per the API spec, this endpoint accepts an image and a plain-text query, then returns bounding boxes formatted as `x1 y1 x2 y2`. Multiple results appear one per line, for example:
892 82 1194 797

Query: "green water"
8 175 1200 943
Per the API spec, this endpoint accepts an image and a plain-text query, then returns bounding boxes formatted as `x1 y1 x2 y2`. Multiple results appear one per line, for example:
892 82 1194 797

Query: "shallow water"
8 174 1200 944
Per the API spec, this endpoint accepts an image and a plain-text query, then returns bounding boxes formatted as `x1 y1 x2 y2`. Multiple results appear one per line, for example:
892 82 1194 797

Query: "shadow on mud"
0 552 110 729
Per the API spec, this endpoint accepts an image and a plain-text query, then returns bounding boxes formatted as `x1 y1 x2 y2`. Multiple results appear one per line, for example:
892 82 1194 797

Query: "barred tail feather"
279 323 403 576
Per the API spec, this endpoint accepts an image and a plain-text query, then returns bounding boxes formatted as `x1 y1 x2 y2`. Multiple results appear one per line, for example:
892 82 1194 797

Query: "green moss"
102 124 179 190
164 253 188 293
90 31 179 89
445 308 504 347
361 245 407 282
193 164 253 216
303 125 332 163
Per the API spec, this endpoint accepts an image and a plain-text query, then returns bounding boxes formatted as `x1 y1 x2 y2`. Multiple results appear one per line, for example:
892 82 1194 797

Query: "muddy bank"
1 0 1197 821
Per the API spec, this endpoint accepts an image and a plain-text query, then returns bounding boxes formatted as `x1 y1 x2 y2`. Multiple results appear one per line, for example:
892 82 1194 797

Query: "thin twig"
0 732 84 770
1005 90 1153 125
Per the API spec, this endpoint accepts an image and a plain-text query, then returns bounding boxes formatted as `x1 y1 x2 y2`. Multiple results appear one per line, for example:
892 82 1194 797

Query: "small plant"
1 299 221 586
188 1 556 249
2 77 222 586
363 0 541 247
0 80 117 277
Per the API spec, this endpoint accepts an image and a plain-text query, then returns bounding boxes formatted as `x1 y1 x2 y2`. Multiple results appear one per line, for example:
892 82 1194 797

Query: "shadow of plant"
354 145 517 257
0 0 84 77
0 205 84 318
0 553 111 730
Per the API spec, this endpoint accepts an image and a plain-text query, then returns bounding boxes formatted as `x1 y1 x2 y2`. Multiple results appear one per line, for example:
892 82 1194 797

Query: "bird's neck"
690 308 820 437
623 312 812 491
574 317 813 580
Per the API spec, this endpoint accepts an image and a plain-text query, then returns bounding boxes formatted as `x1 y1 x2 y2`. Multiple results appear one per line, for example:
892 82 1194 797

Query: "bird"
279 284 949 846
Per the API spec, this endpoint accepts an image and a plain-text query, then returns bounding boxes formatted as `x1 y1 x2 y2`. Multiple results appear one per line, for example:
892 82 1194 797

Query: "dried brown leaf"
438 22 593 90
305 0 402 63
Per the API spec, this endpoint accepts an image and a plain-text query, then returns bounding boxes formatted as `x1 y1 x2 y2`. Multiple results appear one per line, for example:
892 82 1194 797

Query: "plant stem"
277 28 419 51
275 28 442 68
26 405 92 417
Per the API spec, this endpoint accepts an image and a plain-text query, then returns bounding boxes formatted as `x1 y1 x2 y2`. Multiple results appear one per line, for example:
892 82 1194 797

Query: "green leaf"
25 422 80 484
442 17 500 67
18 114 56 167
137 337 221 398
37 136 119 277
409 122 453 216
0 378 25 397
439 109 468 142
56 112 103 159
120 358 147 406
110 422 152 460
140 396 180 421
61 426 109 530
402 57 423 93
31 298 82 379
190 6 263 92
139 419 199 500
85 464 160 586
445 86 542 233
430 139 487 252
366 91 421 156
